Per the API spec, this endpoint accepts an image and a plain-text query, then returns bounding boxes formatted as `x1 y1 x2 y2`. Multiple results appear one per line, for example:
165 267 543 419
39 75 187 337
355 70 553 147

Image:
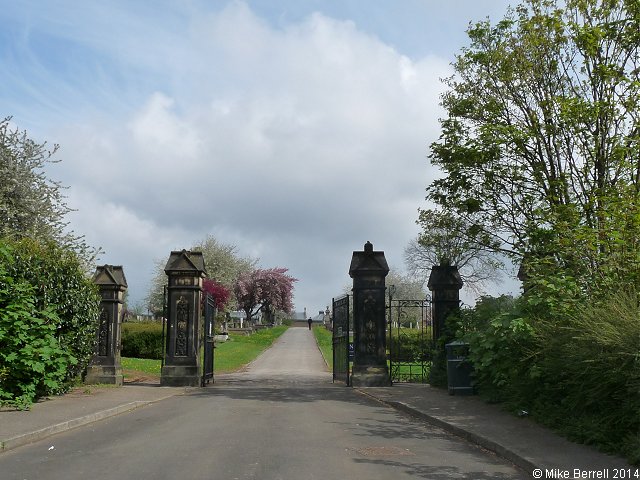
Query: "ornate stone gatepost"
427 265 463 342
161 250 207 387
349 241 391 387
85 265 127 386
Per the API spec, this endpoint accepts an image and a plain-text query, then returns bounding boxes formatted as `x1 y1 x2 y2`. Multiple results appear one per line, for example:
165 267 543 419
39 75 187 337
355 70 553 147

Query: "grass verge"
313 326 333 370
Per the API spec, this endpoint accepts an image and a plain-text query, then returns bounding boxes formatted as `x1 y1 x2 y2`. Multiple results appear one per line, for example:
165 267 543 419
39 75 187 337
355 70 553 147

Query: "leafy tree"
427 0 640 293
385 270 430 328
385 270 427 300
406 208 503 294
0 117 97 264
192 235 258 287
146 235 257 316
233 268 297 325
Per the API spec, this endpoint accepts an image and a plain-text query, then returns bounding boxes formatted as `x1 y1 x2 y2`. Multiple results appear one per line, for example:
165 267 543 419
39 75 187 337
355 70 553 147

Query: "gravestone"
161 250 207 387
349 241 391 387
85 265 127 386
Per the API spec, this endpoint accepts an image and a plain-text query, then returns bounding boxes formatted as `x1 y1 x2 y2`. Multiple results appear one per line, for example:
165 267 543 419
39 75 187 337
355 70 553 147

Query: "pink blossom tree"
202 278 231 310
233 268 297 325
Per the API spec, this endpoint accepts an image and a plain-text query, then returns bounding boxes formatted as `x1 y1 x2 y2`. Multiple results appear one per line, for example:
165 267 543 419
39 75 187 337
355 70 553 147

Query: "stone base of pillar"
84 365 124 386
351 365 391 387
160 365 201 387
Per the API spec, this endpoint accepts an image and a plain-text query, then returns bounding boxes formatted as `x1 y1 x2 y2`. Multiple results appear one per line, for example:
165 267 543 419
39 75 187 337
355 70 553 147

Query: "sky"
1 0 519 314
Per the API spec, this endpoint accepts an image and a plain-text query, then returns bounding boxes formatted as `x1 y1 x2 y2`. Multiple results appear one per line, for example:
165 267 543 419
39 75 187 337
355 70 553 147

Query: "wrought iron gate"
202 292 216 386
387 294 433 383
332 295 350 385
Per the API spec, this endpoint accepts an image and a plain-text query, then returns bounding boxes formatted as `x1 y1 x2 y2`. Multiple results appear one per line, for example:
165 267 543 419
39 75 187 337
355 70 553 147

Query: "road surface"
0 328 524 479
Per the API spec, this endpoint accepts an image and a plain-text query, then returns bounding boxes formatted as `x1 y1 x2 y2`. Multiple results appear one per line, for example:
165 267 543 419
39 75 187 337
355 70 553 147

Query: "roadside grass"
313 326 333 370
121 325 289 378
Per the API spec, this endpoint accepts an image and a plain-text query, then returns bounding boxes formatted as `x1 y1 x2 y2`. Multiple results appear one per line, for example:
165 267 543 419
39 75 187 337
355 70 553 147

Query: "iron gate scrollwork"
175 296 189 356
202 292 216 386
387 292 433 383
332 295 350 385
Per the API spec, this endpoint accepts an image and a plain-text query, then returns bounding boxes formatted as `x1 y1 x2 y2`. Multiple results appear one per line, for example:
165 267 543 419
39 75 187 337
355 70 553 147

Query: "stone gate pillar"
427 265 463 342
85 265 127 386
349 241 391 387
161 250 207 387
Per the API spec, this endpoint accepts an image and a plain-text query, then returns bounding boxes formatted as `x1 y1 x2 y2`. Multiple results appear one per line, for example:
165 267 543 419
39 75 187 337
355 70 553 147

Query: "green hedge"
388 328 434 363
0 238 100 409
455 292 640 464
121 322 163 359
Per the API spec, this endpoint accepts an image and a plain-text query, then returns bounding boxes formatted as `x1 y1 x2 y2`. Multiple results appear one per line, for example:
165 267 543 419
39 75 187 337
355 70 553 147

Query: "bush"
457 295 534 403
5 238 101 382
121 322 163 359
457 292 640 464
530 289 640 463
0 239 99 408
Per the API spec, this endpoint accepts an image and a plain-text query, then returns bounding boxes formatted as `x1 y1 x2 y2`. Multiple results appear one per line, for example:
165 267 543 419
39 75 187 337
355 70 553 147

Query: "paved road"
0 328 525 479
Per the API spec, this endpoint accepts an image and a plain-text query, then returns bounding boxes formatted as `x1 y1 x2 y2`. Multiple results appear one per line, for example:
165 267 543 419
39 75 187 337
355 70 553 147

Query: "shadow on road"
352 457 520 480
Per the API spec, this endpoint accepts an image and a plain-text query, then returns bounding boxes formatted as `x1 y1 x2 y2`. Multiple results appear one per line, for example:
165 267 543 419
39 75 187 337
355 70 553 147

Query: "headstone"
349 241 391 387
85 265 127 386
161 250 206 387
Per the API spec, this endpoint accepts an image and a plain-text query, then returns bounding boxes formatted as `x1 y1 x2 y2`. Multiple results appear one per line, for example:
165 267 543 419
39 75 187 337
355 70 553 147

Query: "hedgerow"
0 238 100 409
454 291 640 464
121 322 163 359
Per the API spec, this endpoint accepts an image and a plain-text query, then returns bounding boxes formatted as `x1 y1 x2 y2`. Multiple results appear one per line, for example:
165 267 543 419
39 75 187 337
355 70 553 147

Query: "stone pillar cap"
349 241 389 277
427 265 463 290
93 265 128 288
164 249 207 276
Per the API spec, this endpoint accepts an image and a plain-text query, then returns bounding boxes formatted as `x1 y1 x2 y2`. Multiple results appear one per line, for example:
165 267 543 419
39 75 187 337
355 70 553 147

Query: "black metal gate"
332 295 350 385
387 293 433 383
202 292 216 386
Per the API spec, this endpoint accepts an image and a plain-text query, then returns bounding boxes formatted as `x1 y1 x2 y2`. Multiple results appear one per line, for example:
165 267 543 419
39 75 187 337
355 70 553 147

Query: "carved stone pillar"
427 265 463 342
161 250 207 387
349 241 391 387
85 265 127 386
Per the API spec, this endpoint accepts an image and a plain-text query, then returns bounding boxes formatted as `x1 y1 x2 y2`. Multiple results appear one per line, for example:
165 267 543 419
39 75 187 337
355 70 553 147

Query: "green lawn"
121 357 161 378
122 325 289 378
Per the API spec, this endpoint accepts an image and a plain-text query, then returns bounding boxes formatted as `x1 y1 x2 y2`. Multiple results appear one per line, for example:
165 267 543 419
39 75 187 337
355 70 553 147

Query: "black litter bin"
445 341 474 395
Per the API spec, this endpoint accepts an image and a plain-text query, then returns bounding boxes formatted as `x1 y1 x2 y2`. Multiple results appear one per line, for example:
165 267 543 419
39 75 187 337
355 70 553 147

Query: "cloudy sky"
1 0 518 314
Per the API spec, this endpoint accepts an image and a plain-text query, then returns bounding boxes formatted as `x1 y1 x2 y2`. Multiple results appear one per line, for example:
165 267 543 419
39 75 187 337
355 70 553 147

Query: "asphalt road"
0 328 525 480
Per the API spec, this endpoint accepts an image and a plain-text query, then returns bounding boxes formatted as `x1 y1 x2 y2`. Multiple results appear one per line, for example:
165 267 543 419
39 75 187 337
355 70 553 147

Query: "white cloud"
19 2 463 311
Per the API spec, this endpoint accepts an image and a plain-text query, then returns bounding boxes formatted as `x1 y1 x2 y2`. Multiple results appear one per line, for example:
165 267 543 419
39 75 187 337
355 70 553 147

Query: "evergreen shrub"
121 321 163 359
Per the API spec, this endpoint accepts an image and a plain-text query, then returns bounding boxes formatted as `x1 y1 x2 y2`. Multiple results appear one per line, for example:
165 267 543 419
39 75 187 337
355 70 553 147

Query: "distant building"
286 308 327 327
